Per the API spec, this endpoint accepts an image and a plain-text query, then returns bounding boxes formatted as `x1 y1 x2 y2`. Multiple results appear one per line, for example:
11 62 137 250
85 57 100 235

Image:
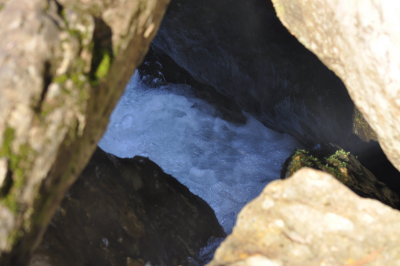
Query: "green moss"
0 128 36 213
53 74 69 84
285 148 371 194
288 147 400 208
6 226 22 246
0 127 15 157
285 148 353 182
285 149 321 177
95 51 111 80
3 194 18 213
67 28 82 39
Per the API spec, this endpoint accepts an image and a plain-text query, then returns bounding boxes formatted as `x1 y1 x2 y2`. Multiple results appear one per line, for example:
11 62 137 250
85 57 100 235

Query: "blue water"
99 73 299 233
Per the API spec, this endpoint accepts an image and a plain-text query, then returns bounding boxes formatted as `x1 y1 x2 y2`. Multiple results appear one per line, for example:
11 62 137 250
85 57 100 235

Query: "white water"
99 73 299 233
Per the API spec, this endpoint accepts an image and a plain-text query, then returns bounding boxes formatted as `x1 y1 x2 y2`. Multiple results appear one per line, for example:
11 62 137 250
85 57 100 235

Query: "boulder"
152 0 357 150
271 0 400 171
0 0 169 264
30 148 224 266
209 168 400 266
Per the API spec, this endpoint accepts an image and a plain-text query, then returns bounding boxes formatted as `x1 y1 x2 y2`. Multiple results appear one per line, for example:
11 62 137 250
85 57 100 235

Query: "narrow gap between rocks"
99 69 300 235
95 1 400 262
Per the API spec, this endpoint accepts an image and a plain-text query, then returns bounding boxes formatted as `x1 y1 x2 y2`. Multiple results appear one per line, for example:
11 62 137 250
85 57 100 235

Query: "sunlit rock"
209 168 400 266
271 0 400 171
0 0 169 264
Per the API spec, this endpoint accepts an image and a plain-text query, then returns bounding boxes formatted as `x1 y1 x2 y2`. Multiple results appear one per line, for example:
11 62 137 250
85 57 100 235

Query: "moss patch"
94 50 111 80
0 127 15 158
285 149 357 185
0 128 36 213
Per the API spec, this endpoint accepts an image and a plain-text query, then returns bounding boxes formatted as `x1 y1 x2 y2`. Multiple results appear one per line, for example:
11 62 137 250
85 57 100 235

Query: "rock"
271 0 400 171
352 108 377 142
209 168 400 266
283 148 400 209
152 0 358 150
138 47 247 124
0 0 169 264
30 148 224 266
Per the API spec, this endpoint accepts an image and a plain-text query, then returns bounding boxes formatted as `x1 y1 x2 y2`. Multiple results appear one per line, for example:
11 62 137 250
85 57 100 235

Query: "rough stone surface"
0 0 169 264
152 0 358 150
30 148 224 266
271 0 400 171
209 168 400 266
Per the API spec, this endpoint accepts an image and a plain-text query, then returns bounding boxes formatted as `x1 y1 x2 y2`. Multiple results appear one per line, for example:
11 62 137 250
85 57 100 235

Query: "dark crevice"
34 61 52 114
51 0 63 17
89 17 114 81
356 141 400 193
0 164 13 197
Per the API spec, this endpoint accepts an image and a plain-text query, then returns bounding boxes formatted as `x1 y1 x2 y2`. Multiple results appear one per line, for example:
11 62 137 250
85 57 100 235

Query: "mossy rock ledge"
283 148 400 209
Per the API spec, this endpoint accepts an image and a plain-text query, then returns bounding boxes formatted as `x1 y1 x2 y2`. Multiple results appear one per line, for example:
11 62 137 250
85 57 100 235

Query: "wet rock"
271 0 400 171
138 47 247 124
31 148 224 266
209 168 400 266
283 148 400 209
152 0 357 150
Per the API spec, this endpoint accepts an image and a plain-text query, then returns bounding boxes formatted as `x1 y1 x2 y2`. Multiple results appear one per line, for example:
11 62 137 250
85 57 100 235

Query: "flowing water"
99 73 299 234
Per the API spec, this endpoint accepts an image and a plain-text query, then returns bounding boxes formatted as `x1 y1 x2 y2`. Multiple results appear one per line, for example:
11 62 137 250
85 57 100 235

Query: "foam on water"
99 73 299 233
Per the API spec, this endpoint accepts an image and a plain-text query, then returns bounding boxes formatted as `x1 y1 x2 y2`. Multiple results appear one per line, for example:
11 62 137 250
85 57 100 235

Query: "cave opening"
94 0 400 264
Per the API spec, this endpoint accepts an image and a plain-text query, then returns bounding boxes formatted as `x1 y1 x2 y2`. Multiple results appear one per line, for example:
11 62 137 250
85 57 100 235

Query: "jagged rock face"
30 148 224 266
152 0 356 149
0 0 169 264
271 0 400 171
209 168 400 266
